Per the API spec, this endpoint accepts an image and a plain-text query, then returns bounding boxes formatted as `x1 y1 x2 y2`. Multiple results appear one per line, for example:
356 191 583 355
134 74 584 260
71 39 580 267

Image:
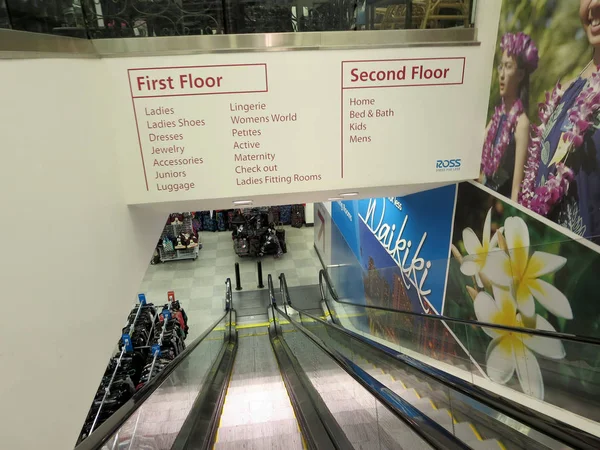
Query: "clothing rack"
78 295 189 444
158 212 200 262
148 310 170 381
145 310 159 346
88 301 143 434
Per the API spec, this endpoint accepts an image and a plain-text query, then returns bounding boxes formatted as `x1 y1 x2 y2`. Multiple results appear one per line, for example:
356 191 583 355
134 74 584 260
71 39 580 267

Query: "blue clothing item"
535 77 600 243
484 113 516 198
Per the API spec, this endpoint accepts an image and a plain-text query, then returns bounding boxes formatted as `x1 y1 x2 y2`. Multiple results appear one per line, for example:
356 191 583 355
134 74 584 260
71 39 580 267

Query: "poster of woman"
480 32 538 201
481 0 600 244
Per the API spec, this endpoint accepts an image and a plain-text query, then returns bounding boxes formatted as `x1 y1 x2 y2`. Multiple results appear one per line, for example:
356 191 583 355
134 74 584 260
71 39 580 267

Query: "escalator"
77 276 467 450
76 272 600 450
288 269 600 450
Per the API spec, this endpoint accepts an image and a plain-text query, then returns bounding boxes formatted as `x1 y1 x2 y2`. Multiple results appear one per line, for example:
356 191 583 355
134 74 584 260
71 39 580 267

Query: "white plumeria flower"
460 208 510 287
496 217 573 319
475 287 566 400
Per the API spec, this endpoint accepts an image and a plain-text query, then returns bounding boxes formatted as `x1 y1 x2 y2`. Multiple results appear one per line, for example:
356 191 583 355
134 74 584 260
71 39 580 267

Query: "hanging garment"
227 210 236 230
201 211 216 232
192 213 203 233
291 204 305 228
215 210 227 231
276 229 287 253
280 205 292 224
268 206 280 224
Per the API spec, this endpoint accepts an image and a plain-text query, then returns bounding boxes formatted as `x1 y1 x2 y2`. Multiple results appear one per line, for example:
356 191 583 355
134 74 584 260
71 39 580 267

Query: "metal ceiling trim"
0 28 477 60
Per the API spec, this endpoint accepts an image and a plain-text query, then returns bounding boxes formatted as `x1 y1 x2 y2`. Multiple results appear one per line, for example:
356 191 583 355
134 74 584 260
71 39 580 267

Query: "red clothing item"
159 310 186 330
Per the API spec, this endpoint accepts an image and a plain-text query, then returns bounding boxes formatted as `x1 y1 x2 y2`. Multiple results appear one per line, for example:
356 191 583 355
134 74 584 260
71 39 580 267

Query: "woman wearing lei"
519 0 600 241
480 32 539 201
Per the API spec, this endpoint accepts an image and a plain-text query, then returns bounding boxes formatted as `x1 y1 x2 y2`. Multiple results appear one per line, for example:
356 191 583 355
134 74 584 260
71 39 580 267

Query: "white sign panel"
109 45 491 205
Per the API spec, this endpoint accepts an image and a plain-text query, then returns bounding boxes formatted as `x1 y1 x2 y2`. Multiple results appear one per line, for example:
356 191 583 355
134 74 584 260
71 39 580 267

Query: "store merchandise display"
192 210 234 233
190 205 304 233
152 205 305 262
77 295 189 444
291 204 306 228
136 300 187 388
157 212 200 263
231 207 290 258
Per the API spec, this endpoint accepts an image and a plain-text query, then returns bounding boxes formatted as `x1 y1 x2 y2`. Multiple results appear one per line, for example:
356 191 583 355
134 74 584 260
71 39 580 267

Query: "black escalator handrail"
279 273 294 316
294 304 600 450
319 269 600 346
273 306 470 450
75 292 232 450
279 273 290 305
225 277 232 311
268 273 276 305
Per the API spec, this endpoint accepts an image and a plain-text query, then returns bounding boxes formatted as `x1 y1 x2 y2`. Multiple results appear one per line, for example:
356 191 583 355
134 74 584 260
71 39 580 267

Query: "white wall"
305 203 314 225
0 59 165 450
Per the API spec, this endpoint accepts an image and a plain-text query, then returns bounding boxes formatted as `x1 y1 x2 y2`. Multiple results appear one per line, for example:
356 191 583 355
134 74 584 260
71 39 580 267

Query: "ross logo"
435 159 462 171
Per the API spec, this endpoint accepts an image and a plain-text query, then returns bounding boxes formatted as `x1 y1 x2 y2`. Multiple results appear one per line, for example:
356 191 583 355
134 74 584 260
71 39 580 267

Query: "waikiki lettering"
359 198 432 312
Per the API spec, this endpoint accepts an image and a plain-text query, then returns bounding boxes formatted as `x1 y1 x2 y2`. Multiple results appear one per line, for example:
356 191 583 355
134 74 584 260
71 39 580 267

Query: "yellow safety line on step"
235 322 270 330
239 332 268 337
497 441 508 450
444 409 459 425
414 390 421 400
468 423 483 441
429 399 438 410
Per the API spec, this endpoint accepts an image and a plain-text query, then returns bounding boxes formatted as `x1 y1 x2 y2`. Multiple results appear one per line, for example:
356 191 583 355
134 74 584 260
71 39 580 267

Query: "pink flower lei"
501 32 539 73
481 99 523 176
481 32 537 178
519 67 600 215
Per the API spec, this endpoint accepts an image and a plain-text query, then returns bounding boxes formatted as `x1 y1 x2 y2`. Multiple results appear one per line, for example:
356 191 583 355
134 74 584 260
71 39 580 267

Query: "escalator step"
214 431 303 449
424 409 454 430
452 422 483 443
398 388 421 403
468 439 505 449
409 398 438 414
367 371 395 385
389 380 407 392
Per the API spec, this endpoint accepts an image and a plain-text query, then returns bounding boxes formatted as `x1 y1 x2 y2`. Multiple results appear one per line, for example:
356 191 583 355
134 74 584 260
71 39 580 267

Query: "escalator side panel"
171 339 236 450
271 332 349 450
300 306 562 450
278 322 433 449
99 323 227 450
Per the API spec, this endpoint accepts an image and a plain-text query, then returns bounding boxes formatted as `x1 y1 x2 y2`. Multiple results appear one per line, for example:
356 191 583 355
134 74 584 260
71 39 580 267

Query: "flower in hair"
501 32 539 73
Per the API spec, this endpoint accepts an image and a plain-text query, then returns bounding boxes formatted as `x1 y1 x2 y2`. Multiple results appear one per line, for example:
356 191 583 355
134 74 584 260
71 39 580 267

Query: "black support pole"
257 261 264 289
235 263 242 291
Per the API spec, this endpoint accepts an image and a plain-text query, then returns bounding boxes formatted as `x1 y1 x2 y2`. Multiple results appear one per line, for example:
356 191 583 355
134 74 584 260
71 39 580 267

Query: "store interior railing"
0 0 475 39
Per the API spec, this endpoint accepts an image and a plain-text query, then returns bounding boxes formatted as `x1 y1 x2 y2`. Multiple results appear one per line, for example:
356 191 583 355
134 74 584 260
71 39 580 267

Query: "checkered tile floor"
138 226 322 341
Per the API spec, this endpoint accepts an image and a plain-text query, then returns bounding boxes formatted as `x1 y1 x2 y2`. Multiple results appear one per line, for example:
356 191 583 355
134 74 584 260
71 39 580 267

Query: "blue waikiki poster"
356 185 456 315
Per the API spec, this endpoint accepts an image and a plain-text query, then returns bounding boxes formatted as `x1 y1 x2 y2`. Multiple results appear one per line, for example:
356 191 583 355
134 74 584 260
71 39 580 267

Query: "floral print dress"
535 77 600 243
485 114 517 197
